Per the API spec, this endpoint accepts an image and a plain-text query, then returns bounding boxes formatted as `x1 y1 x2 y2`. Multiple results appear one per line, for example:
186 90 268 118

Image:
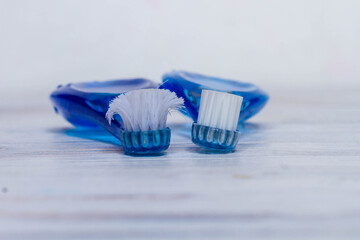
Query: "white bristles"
106 89 184 132
197 90 243 131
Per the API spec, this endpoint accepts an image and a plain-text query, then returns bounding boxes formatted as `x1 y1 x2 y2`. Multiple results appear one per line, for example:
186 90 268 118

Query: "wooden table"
1 86 359 239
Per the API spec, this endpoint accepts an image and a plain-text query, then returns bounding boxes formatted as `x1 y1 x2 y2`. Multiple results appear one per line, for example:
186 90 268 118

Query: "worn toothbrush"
191 90 243 152
106 89 184 155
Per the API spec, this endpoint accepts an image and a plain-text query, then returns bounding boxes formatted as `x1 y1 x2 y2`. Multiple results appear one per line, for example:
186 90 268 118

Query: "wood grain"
0 87 359 240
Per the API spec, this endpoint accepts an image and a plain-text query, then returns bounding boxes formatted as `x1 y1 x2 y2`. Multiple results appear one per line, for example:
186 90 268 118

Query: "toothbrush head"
192 90 243 152
106 89 184 155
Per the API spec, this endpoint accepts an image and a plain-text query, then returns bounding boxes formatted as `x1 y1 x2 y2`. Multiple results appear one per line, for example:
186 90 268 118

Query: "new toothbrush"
191 90 243 152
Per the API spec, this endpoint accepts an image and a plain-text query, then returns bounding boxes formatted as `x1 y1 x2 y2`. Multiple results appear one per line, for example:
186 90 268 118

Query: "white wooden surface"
0 86 360 239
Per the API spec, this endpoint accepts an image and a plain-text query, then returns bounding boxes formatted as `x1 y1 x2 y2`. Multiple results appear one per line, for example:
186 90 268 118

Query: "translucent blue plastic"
120 128 171 155
50 79 158 141
191 123 240 152
161 71 269 125
50 72 268 154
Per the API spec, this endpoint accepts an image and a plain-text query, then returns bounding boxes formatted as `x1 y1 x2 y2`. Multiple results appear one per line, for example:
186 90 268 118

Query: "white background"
0 0 359 105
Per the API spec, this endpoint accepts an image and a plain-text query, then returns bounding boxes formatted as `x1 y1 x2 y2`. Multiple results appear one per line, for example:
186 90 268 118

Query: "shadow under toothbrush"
50 127 122 146
49 121 266 155
50 127 168 157
172 122 267 154
125 152 167 157
187 147 235 155
186 142 263 155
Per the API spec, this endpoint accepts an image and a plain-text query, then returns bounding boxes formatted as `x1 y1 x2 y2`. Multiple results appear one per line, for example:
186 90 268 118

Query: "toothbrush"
106 89 184 155
192 90 243 152
50 78 158 139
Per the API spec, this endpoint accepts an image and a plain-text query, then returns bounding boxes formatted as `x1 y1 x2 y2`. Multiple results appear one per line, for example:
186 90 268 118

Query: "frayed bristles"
197 90 243 131
106 89 184 132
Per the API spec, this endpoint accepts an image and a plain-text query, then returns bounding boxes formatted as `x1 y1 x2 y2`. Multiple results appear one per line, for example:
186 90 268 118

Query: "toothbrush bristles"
197 90 243 131
106 89 184 132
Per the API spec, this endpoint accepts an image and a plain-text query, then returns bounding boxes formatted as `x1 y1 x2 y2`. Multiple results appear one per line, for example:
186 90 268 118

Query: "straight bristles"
197 90 243 131
106 89 184 132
